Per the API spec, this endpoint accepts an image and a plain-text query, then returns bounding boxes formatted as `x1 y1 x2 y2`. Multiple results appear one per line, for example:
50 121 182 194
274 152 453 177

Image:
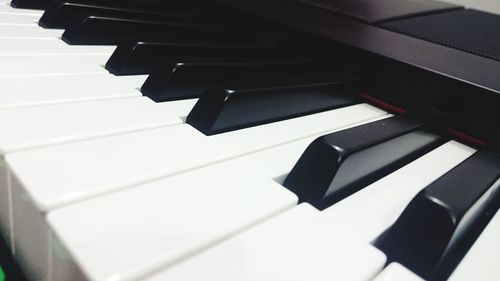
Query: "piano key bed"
0 0 499 280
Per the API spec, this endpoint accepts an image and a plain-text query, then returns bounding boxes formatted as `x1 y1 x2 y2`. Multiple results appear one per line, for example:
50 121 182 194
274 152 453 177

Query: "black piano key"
376 145 500 280
141 58 342 101
283 115 448 210
10 0 51 9
61 15 228 45
106 41 278 75
186 81 360 135
39 0 200 29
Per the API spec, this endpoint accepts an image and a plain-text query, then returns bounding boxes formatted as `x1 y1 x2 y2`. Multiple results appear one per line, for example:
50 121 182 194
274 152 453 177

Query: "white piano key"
0 38 115 55
6 104 387 281
373 263 424 281
0 24 63 38
317 140 475 243
0 13 39 24
0 74 145 109
0 97 197 153
448 210 500 281
47 138 311 281
8 104 387 211
0 4 43 16
0 55 109 77
144 204 385 281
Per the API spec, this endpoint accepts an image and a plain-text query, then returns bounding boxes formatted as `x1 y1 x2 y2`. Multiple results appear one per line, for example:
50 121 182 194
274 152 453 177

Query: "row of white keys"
448 209 500 281
0 10 148 111
0 38 115 55
0 74 147 109
0 3 43 16
141 141 475 281
5 104 388 281
0 13 39 24
145 203 386 281
47 138 311 281
0 96 197 153
0 55 110 76
0 24 63 38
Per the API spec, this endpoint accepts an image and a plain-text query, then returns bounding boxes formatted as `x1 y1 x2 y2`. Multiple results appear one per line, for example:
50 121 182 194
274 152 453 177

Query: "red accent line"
360 93 407 114
448 128 487 147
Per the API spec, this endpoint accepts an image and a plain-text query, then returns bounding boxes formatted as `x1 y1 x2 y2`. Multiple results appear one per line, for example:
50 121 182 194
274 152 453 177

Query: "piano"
0 0 499 280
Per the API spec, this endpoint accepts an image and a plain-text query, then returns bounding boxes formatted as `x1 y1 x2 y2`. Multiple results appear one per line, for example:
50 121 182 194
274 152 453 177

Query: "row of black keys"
12 0 500 280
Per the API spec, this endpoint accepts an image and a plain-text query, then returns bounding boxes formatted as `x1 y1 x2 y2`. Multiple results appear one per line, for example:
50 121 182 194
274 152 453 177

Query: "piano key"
0 4 43 15
143 204 386 281
448 210 500 281
39 0 201 29
141 58 336 102
0 97 196 153
283 115 447 210
0 55 109 77
62 15 228 45
373 263 424 281
10 0 51 10
6 104 386 210
0 73 144 109
47 138 309 281
376 144 500 280
187 82 359 135
143 141 471 281
318 140 475 243
0 13 39 24
47 140 474 281
6 104 387 280
0 38 115 55
106 41 277 75
0 24 63 39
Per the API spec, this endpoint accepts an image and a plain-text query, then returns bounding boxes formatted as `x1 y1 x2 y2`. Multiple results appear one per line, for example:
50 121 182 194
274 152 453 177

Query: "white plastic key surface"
0 55 109 77
373 263 424 281
0 38 115 55
448 210 500 281
144 204 386 281
8 104 387 211
0 97 197 153
0 24 63 38
47 138 312 281
318 140 475 243
0 13 39 24
0 4 43 15
0 74 144 109
6 104 387 281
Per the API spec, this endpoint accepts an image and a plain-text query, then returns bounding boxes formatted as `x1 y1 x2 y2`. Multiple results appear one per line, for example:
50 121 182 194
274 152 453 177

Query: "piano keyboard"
0 0 499 281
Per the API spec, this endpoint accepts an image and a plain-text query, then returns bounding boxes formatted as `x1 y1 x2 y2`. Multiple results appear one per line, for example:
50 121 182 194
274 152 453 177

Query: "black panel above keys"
283 116 447 210
186 81 360 135
62 15 228 45
380 9 500 61
39 0 201 29
106 41 278 75
141 58 343 101
297 0 462 23
376 145 500 280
